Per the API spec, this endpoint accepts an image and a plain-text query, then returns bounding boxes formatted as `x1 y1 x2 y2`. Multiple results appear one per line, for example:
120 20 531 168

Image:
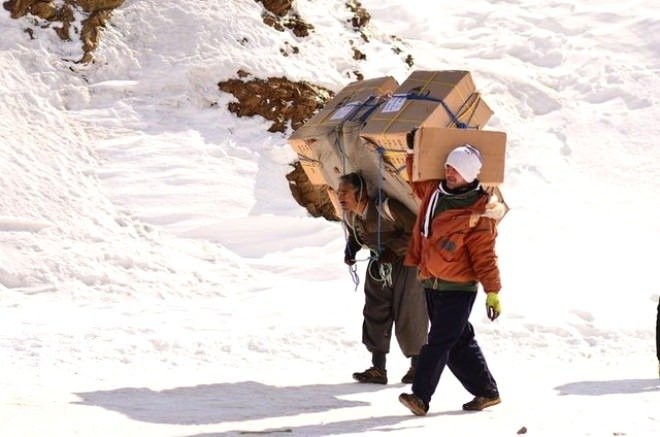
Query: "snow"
1 0 659 435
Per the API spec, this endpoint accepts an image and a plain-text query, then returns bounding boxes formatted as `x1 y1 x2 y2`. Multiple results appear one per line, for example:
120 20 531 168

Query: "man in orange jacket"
399 144 504 416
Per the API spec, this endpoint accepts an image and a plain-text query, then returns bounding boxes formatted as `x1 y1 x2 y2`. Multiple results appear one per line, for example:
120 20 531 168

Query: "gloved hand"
486 292 501 321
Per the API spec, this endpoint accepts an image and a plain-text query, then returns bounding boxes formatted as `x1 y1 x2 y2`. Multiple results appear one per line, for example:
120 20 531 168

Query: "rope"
397 93 468 128
349 264 360 291
375 145 385 256
378 262 393 288
366 259 393 289
333 95 382 175
338 95 397 291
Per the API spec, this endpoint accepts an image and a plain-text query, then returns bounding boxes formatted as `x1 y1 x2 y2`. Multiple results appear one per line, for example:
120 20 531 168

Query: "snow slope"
0 0 658 435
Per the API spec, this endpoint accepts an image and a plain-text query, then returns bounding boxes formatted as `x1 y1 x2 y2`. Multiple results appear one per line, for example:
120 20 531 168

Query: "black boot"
401 355 417 384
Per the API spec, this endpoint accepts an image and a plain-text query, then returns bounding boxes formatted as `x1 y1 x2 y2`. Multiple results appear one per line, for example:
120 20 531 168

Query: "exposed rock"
79 8 112 62
218 71 332 133
52 3 74 42
30 1 56 20
350 70 364 81
76 0 123 13
345 0 370 29
279 41 299 57
405 54 414 67
352 47 366 61
3 0 124 63
286 162 340 221
256 0 292 17
2 0 31 18
283 13 313 37
256 0 314 38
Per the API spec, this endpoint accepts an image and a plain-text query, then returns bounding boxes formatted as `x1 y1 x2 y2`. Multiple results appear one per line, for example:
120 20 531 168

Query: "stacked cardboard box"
287 70 507 217
288 76 398 187
360 70 501 184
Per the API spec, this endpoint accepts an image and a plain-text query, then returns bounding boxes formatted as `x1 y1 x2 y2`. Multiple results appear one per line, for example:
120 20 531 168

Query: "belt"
421 277 478 292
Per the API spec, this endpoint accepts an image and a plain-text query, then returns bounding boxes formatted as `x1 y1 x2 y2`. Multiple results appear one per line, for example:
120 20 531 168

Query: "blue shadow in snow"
555 378 660 396
75 381 389 425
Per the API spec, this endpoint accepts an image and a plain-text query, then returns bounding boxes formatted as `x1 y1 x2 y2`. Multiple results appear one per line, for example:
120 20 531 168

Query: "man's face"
337 181 361 213
445 165 468 190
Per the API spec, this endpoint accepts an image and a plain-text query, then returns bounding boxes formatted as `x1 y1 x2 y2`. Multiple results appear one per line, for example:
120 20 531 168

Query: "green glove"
486 292 501 321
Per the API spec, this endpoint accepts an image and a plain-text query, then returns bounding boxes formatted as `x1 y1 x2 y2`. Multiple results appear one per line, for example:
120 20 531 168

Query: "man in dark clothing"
398 144 505 416
338 172 428 385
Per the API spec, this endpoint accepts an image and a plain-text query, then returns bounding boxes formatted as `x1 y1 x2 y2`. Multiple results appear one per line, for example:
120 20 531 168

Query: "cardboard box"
297 155 330 186
411 127 506 185
288 76 399 185
326 187 342 218
295 76 399 131
360 71 493 151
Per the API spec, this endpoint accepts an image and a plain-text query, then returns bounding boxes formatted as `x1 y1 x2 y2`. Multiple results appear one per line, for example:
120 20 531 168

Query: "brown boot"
399 393 428 416
462 395 501 411
352 366 387 384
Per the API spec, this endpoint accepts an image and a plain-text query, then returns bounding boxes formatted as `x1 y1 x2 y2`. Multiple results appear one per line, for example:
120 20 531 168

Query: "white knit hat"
445 144 483 183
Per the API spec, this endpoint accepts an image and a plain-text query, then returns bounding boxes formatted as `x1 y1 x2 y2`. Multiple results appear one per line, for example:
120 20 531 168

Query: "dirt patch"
2 0 124 63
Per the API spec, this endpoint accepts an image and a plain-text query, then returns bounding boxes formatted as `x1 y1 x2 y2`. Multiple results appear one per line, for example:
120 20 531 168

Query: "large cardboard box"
296 155 329 186
292 76 399 133
410 127 506 185
360 71 493 152
288 76 399 185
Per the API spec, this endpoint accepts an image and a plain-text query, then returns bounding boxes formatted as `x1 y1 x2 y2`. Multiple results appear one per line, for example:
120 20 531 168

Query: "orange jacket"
404 155 501 293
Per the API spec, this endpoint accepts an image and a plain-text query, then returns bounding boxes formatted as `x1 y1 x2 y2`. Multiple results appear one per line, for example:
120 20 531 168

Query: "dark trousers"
656 297 660 361
362 258 428 358
412 289 498 406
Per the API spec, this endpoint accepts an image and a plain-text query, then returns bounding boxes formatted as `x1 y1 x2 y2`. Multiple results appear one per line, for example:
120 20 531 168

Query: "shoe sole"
462 397 501 411
399 394 427 416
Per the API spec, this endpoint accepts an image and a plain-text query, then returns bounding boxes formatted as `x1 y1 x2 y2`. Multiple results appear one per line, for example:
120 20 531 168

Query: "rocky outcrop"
346 0 370 30
258 0 293 17
218 70 332 134
256 0 314 38
286 162 340 221
2 0 124 63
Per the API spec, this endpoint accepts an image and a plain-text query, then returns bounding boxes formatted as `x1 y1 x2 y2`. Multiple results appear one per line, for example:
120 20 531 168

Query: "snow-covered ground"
1 0 658 435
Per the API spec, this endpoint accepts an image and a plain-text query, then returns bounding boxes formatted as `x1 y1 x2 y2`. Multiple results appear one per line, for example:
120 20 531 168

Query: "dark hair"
340 172 367 198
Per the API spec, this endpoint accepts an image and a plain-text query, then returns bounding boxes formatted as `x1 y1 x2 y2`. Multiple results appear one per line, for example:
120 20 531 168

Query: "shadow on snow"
555 378 660 396
74 381 408 425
